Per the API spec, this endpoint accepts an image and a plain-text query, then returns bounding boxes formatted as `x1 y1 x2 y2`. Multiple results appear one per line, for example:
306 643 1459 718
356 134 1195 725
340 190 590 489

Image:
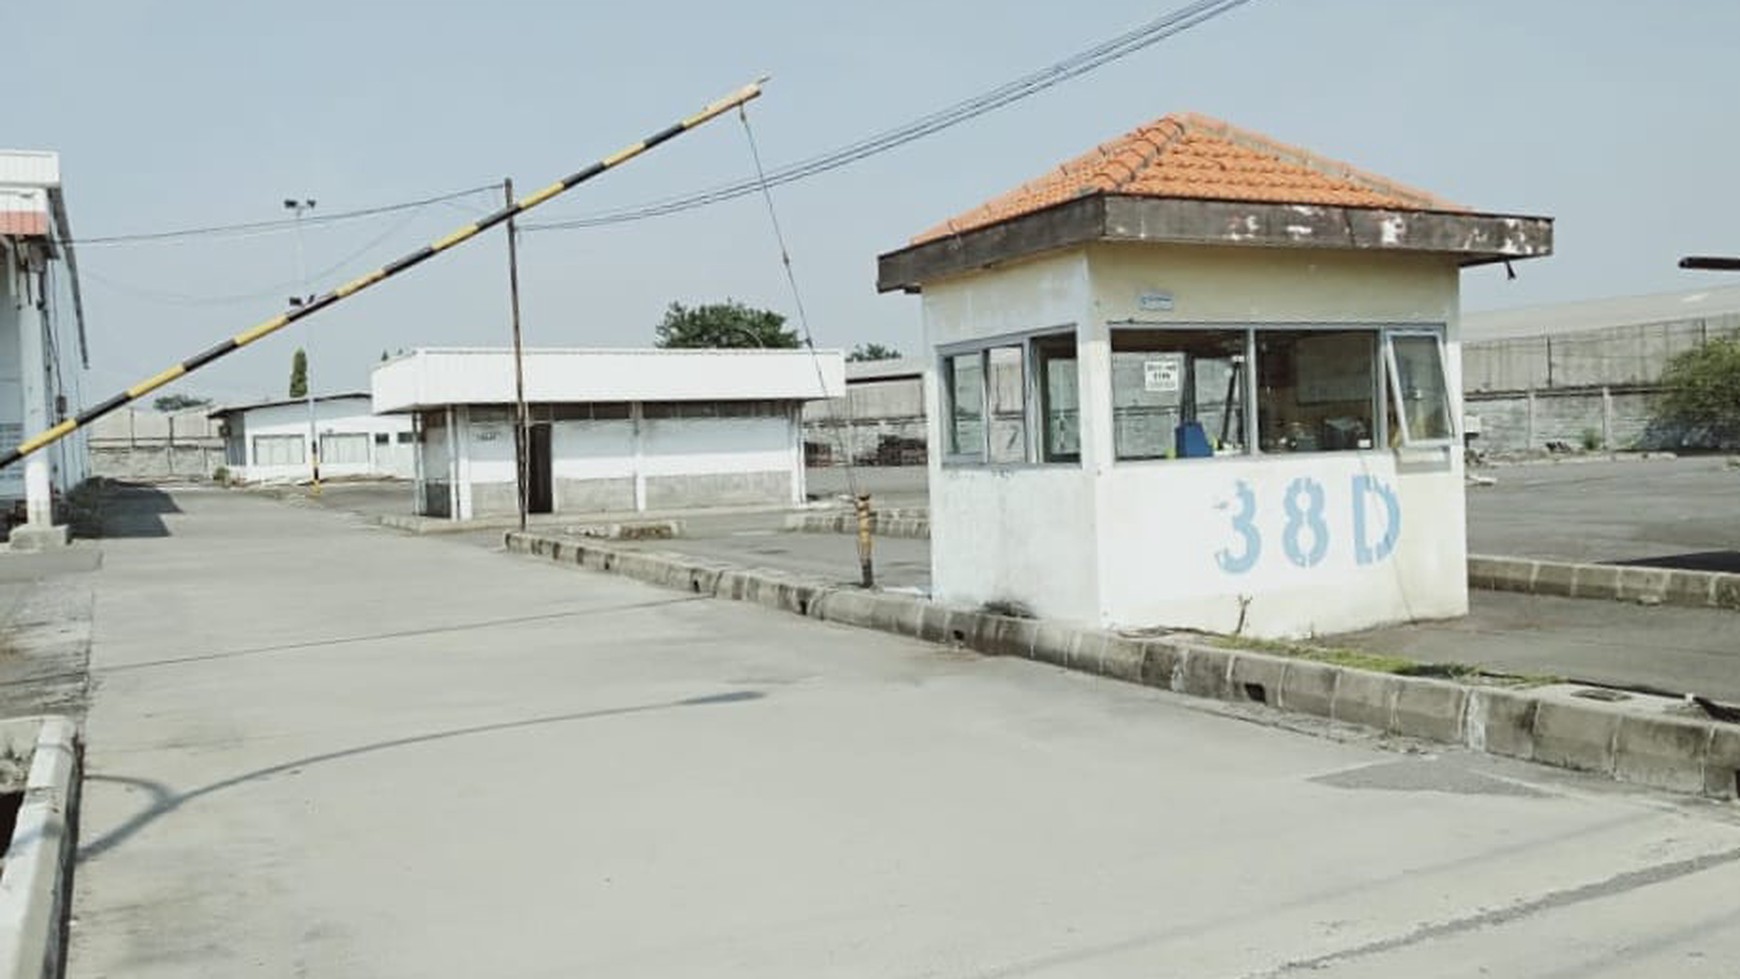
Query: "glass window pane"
1391 334 1453 442
946 354 984 458
987 346 1027 464
1255 330 1377 453
1036 336 1079 462
1111 330 1246 460
253 434 304 466
320 433 371 465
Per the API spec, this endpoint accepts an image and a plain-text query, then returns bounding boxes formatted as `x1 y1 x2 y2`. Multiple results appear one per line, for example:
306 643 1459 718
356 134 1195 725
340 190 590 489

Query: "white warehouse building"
212 393 415 484
371 348 846 520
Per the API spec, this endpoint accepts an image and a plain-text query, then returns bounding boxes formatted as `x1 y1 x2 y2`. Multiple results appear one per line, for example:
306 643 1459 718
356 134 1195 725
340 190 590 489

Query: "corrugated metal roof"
208 392 372 418
371 348 847 413
1464 284 1740 341
0 150 60 188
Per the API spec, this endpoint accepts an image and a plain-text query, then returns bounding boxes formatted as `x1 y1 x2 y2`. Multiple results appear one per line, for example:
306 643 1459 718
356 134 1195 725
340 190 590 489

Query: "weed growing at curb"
1210 635 1560 688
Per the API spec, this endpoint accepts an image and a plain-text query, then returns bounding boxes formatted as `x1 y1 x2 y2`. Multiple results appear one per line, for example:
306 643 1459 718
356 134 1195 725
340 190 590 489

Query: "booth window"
1035 335 1080 462
1255 330 1377 453
986 346 1027 464
944 352 985 459
1111 330 1247 460
1387 332 1454 444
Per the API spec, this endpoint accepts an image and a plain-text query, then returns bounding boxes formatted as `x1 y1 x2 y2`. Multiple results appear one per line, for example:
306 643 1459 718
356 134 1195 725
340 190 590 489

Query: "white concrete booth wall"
924 242 1467 637
0 234 87 511
1086 244 1466 634
926 250 1101 622
0 250 25 504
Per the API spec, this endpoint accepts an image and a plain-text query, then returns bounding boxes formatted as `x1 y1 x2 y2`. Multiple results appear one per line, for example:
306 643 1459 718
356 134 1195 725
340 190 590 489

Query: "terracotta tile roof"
913 112 1465 244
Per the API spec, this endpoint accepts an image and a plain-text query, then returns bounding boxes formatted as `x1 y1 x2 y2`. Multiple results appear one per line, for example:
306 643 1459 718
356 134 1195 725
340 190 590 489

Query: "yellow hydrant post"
855 493 874 589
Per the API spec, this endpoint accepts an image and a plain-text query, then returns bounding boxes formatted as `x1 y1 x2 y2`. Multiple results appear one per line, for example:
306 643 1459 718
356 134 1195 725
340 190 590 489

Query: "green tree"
380 349 390 362
1655 338 1740 440
153 393 211 412
848 343 902 363
654 300 798 349
288 347 308 398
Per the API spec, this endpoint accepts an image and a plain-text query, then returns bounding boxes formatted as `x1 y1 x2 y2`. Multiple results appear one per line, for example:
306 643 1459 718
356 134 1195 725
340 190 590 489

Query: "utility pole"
504 178 530 531
285 197 319 495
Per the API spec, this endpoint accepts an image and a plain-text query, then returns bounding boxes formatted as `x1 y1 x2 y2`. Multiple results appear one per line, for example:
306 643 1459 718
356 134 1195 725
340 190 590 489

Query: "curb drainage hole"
1243 682 1268 704
1571 688 1631 702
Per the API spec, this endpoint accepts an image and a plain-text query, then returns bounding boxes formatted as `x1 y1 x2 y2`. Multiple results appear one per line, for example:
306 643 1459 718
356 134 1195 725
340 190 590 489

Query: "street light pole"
285 197 318 494
504 178 529 532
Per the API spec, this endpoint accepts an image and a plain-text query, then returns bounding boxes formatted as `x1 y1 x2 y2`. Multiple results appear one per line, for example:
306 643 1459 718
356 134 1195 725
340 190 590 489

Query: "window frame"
938 326 1078 468
1383 327 1456 447
1108 326 1255 462
1103 321 1450 463
251 433 305 467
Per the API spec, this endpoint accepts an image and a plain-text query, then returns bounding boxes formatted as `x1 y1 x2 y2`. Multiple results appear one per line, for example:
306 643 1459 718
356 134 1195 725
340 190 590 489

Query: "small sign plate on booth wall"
1137 290 1174 312
1143 356 1182 393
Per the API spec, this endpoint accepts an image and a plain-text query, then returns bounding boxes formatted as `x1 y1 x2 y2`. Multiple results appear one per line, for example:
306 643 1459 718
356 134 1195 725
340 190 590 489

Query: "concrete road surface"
70 487 1740 978
1468 456 1740 566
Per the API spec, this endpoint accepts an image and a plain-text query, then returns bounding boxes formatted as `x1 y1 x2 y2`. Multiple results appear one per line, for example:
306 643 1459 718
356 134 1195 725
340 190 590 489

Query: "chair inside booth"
1112 328 1382 458
1111 330 1247 460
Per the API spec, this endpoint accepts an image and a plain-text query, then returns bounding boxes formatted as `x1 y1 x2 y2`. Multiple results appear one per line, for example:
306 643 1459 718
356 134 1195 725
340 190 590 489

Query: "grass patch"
1211 635 1558 686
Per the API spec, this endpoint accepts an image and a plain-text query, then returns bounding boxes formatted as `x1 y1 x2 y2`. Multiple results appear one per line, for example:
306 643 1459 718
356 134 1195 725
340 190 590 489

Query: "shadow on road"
1611 551 1740 574
78 482 183 539
77 689 764 862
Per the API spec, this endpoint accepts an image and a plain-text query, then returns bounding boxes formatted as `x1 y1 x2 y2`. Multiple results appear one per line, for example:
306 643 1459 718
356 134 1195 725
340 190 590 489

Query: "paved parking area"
1467 456 1740 567
68 486 1740 977
250 457 1740 700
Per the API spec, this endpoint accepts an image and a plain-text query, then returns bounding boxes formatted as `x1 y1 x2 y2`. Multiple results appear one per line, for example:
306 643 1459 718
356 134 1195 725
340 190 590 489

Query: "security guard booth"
876 112 1553 638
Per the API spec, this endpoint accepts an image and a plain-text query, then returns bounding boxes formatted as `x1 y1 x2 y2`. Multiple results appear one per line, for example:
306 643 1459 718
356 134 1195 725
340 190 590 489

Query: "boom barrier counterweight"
0 79 767 471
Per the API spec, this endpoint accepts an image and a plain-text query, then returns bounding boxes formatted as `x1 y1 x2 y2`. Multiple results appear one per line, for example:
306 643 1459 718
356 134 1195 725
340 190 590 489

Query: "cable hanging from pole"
0 79 768 472
737 104 874 586
735 104 860 500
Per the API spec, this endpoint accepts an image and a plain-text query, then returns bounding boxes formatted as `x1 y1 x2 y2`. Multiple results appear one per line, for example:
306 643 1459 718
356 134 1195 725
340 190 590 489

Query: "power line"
522 0 1256 234
81 204 433 308
68 183 502 247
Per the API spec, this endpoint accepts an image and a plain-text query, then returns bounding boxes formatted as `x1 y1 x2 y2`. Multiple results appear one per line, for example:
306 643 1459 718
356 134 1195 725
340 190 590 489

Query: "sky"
10 0 1740 406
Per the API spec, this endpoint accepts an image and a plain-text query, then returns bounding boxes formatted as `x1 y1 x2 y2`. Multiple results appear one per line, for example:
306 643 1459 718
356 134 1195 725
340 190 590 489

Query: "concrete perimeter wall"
86 408 223 481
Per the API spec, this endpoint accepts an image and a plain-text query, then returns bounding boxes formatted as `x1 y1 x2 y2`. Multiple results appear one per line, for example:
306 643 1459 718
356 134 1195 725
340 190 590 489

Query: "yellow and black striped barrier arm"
0 78 767 472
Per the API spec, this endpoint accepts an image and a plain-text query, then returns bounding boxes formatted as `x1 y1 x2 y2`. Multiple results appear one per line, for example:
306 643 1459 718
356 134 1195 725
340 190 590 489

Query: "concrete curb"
783 521 1739 612
507 530 1740 801
785 511 931 539
0 716 81 979
1468 554 1740 611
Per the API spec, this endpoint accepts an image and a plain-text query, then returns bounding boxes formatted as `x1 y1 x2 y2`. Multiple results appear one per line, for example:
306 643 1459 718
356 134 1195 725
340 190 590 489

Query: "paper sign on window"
1143 356 1182 393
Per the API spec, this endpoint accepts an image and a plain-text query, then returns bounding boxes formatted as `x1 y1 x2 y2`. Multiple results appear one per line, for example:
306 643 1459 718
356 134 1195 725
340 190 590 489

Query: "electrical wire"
79 205 435 308
737 105 860 500
68 183 502 247
523 0 1256 234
